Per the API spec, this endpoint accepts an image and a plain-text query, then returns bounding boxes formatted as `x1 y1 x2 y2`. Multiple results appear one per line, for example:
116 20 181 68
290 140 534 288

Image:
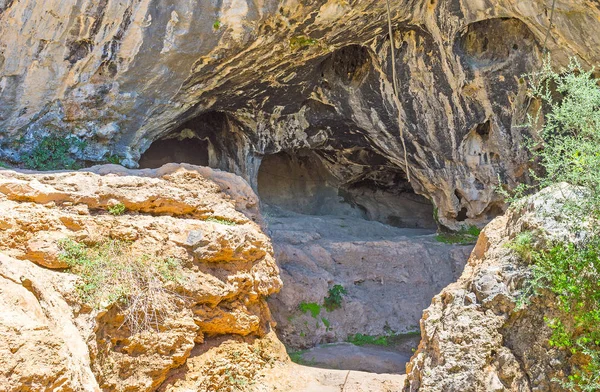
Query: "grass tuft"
206 217 238 226
58 239 186 333
108 202 126 216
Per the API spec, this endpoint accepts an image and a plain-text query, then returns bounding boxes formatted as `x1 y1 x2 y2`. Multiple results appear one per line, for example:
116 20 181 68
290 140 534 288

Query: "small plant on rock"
298 302 321 318
323 284 347 311
108 202 126 216
58 239 186 333
289 36 318 50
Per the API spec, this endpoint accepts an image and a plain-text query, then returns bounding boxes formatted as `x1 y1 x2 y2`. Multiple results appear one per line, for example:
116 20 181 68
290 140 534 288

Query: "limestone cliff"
2 0 600 228
0 164 286 391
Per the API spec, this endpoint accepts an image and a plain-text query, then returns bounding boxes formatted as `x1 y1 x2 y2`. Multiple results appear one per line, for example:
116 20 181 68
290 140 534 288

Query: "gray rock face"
2 1 600 227
266 210 472 349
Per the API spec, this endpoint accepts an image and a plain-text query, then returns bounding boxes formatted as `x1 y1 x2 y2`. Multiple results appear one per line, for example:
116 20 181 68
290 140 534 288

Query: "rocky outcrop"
403 186 582 391
3 1 600 227
0 164 283 391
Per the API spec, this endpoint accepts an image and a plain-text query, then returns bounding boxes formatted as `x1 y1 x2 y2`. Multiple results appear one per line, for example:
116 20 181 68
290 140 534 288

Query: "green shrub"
108 202 126 216
23 135 84 171
213 19 222 30
519 240 600 390
522 58 600 219
510 58 600 391
323 284 347 312
58 239 185 333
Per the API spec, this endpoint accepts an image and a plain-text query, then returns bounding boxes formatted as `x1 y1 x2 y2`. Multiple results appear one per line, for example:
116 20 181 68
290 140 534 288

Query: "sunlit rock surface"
2 0 599 227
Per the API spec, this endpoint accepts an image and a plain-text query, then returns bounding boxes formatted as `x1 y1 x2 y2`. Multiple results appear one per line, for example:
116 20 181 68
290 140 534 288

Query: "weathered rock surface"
266 210 472 348
3 1 600 227
403 186 582 391
259 362 407 392
0 164 283 391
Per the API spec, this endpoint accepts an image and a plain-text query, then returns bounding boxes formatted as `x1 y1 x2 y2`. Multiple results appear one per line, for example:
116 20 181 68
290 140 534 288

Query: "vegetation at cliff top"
58 239 186 333
510 58 600 391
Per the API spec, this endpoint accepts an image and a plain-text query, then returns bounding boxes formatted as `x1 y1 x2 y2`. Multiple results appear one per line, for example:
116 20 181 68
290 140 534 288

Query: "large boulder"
0 164 284 391
404 185 585 391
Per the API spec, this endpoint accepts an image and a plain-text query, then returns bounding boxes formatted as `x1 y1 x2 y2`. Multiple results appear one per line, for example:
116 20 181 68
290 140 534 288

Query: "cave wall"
1 0 600 228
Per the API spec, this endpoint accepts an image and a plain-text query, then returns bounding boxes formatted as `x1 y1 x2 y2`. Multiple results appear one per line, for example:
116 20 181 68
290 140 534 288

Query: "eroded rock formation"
3 1 600 228
404 185 584 391
0 164 284 391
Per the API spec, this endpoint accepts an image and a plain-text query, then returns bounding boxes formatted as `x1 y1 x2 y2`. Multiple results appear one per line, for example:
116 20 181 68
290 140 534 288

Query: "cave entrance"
257 149 436 229
138 136 209 169
139 111 234 170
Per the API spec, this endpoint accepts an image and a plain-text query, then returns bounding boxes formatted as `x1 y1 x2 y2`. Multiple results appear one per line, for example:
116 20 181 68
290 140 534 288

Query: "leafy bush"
23 135 84 171
510 58 600 390
516 239 600 390
521 58 600 219
323 284 347 311
58 239 186 333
